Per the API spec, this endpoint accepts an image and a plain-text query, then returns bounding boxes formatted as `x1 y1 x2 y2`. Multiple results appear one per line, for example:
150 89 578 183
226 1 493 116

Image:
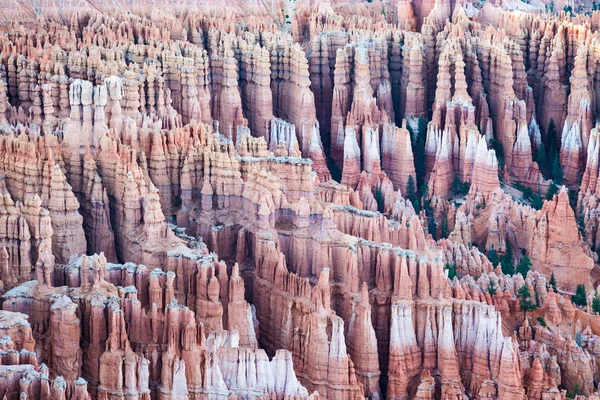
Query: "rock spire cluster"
0 1 598 400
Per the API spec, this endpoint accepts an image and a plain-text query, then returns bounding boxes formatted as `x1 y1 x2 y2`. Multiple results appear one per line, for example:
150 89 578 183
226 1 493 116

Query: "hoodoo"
0 1 598 399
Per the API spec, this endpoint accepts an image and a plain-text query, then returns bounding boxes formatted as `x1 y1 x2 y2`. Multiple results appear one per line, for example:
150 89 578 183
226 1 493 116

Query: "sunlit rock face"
1 1 600 399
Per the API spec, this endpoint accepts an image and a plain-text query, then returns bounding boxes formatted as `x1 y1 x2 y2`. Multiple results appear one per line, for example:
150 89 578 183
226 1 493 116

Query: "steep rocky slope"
0 0 598 399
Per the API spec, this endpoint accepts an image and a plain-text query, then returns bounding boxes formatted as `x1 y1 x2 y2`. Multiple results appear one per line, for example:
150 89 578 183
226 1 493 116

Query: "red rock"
0 7 597 400
530 187 594 291
428 128 454 198
346 283 380 398
340 126 361 190
48 165 86 264
381 123 416 195
497 337 526 399
49 295 82 380
330 47 352 169
468 136 501 200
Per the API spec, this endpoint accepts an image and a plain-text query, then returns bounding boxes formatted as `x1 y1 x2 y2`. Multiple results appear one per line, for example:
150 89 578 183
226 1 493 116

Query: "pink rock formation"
0 5 599 400
530 187 594 291
47 165 86 264
382 123 416 195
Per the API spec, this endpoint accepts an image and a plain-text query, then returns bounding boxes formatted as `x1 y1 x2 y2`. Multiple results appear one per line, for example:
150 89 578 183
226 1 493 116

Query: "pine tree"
531 194 543 210
420 183 429 199
441 216 449 238
551 157 563 185
518 285 538 318
488 280 497 295
549 272 557 292
414 117 428 189
563 5 573 16
445 263 457 280
516 255 531 277
488 245 499 267
572 284 588 307
547 119 557 150
592 292 600 315
375 186 384 213
568 189 578 214
417 117 428 139
453 177 462 195
452 177 470 196
407 124 415 144
500 241 515 275
537 142 547 172
546 181 559 200
518 184 531 201
541 119 559 180
428 217 437 239
407 175 419 212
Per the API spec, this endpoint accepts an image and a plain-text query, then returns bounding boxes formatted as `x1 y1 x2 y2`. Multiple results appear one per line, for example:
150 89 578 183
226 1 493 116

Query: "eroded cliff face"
0 1 599 399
